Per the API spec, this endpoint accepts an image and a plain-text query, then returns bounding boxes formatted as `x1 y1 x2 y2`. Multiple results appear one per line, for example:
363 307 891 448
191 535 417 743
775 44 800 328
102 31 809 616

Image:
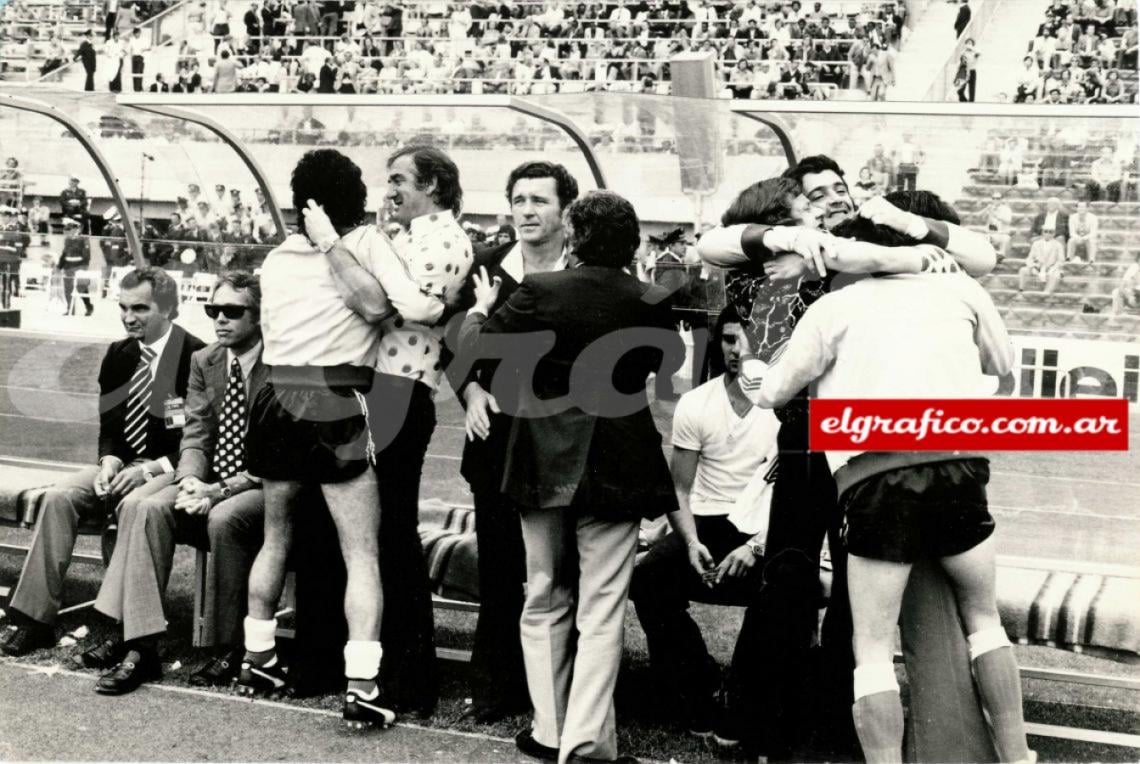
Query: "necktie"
124 345 156 459
212 357 247 481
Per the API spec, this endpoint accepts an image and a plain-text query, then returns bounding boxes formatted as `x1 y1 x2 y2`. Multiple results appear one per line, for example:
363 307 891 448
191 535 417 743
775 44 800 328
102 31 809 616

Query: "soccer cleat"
343 690 396 730
235 656 288 697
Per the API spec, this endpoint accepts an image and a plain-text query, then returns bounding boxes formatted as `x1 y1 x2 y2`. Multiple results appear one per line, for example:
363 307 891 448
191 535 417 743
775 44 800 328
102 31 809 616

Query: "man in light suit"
449 160 580 724
82 272 266 694
1 268 204 656
460 191 685 764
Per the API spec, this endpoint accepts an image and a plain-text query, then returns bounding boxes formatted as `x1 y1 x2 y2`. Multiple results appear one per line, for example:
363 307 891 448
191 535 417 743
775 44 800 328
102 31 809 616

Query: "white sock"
243 615 277 654
344 640 383 681
853 663 899 701
968 626 1011 661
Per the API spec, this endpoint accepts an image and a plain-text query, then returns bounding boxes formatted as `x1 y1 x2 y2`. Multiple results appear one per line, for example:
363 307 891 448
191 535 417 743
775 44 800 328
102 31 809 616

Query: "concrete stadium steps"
991 241 1140 259
998 304 1140 339
957 197 1140 225
974 0 1057 102
985 269 1135 293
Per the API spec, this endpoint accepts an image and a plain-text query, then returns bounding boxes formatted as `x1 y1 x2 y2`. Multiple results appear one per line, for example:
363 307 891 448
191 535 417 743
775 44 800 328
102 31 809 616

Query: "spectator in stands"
867 43 895 101
954 0 971 38
1018 226 1064 294
1110 251 1140 316
894 134 923 193
115 1 137 37
0 157 21 209
105 30 126 92
128 27 149 92
1031 196 1069 246
60 175 89 231
74 29 97 91
981 190 1014 262
851 166 881 206
0 269 204 657
460 190 681 764
1098 68 1127 102
1120 25 1137 69
630 304 780 749
82 272 266 694
1014 55 1041 102
1088 145 1124 202
29 197 50 245
998 136 1026 185
1067 200 1099 263
104 0 119 41
956 37 979 102
451 160 580 725
213 47 240 92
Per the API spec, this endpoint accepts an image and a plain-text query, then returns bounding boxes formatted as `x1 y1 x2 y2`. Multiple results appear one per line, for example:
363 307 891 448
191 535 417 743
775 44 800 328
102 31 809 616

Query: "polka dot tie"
212 358 246 481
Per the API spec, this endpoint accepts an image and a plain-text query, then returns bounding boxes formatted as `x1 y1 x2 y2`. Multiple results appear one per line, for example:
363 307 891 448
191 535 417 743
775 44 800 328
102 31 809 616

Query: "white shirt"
741 269 1013 474
672 375 780 517
500 242 567 284
260 227 390 368
141 324 173 378
377 210 473 391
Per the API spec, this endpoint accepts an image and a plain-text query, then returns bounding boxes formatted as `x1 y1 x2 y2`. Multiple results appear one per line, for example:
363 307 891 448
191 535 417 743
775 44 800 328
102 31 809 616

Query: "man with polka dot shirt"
305 145 472 716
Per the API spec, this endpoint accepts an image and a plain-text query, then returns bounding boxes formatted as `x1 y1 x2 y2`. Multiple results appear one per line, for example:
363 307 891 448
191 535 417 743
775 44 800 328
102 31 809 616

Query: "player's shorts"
839 458 994 564
246 364 375 484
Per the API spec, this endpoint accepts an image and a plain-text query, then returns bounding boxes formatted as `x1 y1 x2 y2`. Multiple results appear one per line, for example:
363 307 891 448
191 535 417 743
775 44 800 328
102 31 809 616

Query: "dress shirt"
226 339 262 397
499 242 567 283
377 210 472 391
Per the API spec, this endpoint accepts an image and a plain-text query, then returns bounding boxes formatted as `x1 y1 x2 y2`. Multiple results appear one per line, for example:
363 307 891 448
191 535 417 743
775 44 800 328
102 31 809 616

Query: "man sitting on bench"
1 268 204 656
80 272 266 694
629 306 781 754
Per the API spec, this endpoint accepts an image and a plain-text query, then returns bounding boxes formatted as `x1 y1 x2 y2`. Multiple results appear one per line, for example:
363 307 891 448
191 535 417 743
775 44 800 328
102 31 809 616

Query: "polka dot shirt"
377 210 473 390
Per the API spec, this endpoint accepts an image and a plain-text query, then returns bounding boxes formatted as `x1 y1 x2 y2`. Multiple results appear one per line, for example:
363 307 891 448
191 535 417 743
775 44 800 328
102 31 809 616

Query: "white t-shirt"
671 375 780 517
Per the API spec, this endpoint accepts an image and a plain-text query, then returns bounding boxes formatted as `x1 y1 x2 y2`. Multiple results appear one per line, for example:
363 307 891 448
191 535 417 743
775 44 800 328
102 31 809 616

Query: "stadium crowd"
1 134 1044 764
1016 0 1137 104
52 0 908 99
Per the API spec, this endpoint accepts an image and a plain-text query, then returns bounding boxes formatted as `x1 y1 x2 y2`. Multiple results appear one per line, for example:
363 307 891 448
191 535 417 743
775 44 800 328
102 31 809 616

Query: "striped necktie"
124 344 157 459
211 357 247 481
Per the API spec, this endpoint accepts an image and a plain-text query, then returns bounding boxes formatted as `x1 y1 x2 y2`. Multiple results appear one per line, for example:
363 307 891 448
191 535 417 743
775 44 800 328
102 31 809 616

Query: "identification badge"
164 396 186 429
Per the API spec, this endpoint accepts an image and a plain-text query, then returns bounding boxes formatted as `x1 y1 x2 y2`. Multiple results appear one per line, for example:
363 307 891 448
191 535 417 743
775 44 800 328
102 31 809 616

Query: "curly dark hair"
782 154 847 190
120 266 180 319
721 177 801 226
505 161 580 211
290 149 367 239
565 190 641 268
387 144 463 216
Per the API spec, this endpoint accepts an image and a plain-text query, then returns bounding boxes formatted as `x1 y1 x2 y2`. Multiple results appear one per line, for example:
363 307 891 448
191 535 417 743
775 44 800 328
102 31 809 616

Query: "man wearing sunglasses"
81 272 267 695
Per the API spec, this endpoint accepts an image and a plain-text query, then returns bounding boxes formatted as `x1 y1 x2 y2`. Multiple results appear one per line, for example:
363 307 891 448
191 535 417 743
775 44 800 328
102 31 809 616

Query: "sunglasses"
204 304 250 320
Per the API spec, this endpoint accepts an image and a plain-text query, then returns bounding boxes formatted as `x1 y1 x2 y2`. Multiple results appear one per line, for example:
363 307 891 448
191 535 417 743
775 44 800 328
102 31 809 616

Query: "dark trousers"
131 54 144 91
897 162 919 193
630 515 754 719
370 374 438 714
61 268 92 314
469 486 529 712
104 12 116 40
732 413 856 759
109 61 122 92
956 70 976 102
1087 179 1122 203
84 66 95 91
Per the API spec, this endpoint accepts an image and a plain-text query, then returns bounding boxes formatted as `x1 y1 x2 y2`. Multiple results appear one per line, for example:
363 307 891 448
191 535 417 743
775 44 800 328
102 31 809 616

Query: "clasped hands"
174 476 221 516
686 539 757 588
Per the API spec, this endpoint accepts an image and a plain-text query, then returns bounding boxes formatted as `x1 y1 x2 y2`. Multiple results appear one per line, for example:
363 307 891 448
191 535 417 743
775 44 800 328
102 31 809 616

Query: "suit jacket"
459 265 683 520
293 1 320 33
450 241 522 495
97 323 206 465
1031 210 1069 240
176 341 268 482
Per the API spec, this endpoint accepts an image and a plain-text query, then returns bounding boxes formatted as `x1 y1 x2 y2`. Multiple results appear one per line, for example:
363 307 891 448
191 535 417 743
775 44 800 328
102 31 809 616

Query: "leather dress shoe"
95 650 162 695
461 696 531 724
189 647 243 687
71 637 126 670
516 730 559 762
0 622 54 657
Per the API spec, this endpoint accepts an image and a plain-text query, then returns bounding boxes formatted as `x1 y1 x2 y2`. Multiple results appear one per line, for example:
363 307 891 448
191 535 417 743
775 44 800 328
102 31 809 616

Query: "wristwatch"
746 540 764 559
218 480 234 500
315 233 339 254
141 465 156 481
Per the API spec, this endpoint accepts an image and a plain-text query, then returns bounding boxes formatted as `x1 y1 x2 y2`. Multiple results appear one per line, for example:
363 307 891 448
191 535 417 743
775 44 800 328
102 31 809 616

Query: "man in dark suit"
81 272 265 694
1 268 204 656
460 191 684 764
448 161 580 723
1030 196 1069 248
75 29 97 91
954 0 972 37
58 217 93 316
